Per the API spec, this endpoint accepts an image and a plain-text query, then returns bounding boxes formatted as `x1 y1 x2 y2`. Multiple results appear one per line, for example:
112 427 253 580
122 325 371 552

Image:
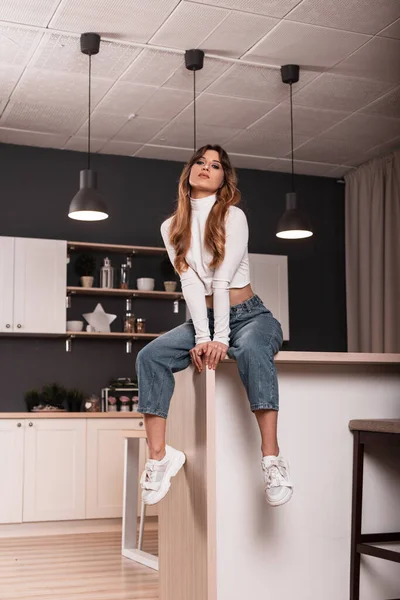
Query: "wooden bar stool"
349 419 400 600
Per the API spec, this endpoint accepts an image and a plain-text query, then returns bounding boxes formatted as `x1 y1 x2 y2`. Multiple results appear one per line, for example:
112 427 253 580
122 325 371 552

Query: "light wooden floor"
0 522 159 600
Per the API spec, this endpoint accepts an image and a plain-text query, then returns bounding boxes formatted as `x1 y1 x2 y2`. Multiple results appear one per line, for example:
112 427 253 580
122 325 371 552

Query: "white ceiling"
0 0 399 177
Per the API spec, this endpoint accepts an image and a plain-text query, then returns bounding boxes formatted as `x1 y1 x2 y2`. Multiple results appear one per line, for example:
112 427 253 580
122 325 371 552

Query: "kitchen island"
158 351 400 600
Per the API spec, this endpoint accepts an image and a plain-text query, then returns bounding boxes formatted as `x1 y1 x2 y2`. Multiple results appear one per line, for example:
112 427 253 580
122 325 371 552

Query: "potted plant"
160 255 178 292
74 253 96 288
66 388 85 412
41 383 68 411
24 389 43 412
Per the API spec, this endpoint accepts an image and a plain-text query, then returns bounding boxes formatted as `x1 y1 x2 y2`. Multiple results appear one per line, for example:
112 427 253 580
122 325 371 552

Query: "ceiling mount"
280 64 299 86
185 49 204 72
80 32 100 56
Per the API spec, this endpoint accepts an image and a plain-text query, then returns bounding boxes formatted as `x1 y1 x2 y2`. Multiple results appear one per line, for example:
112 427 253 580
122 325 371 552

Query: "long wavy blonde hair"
166 144 241 275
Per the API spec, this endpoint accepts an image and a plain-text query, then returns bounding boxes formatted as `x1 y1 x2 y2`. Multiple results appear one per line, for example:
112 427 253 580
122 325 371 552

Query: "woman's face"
189 149 224 196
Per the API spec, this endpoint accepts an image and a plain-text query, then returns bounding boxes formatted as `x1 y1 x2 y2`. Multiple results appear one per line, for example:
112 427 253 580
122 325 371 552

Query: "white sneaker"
140 445 186 505
261 453 293 507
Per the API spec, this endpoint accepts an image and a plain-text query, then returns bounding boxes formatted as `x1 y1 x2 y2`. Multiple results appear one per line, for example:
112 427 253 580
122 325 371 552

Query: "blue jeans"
136 294 283 419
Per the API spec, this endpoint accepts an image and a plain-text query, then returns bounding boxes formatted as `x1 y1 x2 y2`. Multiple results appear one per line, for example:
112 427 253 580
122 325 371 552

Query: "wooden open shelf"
67 286 183 300
66 331 162 340
67 241 167 255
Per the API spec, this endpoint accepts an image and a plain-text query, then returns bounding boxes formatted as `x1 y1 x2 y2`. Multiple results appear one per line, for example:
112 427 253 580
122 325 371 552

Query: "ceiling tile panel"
149 2 229 49
0 24 44 67
0 101 86 134
243 20 371 68
75 113 128 138
138 88 193 120
150 117 240 148
0 127 69 147
63 137 106 152
248 103 350 136
266 158 339 176
178 94 276 128
49 0 181 42
10 68 112 109
0 0 61 26
101 140 143 155
197 11 278 58
163 56 230 93
185 0 304 19
286 0 400 35
320 113 400 147
95 82 158 116
378 17 400 39
122 49 183 86
113 117 169 143
293 73 397 111
224 129 310 157
208 64 317 102
134 144 193 162
360 86 400 119
0 67 24 111
229 153 274 170
332 37 400 83
30 33 142 79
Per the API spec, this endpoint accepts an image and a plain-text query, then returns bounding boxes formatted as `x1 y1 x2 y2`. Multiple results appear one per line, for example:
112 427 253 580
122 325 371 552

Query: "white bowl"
67 320 84 332
137 277 155 291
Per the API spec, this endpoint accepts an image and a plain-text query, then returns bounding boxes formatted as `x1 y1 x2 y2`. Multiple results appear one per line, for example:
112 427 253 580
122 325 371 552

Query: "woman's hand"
189 342 210 372
205 341 229 369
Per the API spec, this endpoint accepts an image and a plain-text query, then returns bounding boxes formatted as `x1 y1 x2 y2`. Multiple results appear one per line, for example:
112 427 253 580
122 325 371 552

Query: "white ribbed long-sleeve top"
160 193 250 347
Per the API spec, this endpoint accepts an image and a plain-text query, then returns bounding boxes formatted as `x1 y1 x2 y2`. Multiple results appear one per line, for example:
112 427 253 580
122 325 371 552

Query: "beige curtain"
345 150 400 352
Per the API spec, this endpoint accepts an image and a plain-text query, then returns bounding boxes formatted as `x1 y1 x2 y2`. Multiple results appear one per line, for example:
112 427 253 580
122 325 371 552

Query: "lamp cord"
193 69 196 153
290 81 294 193
87 53 92 171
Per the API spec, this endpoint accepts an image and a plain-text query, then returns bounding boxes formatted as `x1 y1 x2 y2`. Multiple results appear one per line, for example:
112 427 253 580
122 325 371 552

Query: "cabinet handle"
17 422 22 427
139 421 144 427
6 324 10 328
17 324 22 329
29 422 33 427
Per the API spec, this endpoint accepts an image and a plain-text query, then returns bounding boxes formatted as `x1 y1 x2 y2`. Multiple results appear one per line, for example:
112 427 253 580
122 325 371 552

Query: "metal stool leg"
350 431 364 600
138 499 146 550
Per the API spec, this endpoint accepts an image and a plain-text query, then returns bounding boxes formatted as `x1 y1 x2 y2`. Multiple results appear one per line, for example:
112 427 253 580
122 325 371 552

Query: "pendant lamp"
68 33 108 221
276 65 312 240
185 49 204 152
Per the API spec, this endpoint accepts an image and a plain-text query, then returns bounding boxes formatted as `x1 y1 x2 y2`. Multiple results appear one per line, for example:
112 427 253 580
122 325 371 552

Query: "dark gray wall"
0 142 346 411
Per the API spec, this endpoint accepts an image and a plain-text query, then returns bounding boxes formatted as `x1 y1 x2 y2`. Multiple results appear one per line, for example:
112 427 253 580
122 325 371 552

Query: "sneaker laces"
140 461 165 491
262 458 291 489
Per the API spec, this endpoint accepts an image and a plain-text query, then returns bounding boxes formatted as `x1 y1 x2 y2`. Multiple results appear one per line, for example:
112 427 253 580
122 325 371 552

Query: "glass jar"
135 318 146 333
120 264 129 289
124 311 135 333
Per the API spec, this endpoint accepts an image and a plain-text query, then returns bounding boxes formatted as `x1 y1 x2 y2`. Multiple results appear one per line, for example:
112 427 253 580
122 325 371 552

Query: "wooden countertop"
0 412 144 419
226 351 400 365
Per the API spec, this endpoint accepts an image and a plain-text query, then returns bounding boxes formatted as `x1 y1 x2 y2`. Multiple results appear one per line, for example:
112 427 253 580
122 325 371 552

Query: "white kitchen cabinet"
86 418 151 519
0 420 24 523
23 419 86 522
13 237 67 334
0 237 15 333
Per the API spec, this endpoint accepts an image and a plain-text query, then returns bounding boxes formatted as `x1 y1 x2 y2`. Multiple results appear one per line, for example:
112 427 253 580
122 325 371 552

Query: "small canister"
135 318 146 333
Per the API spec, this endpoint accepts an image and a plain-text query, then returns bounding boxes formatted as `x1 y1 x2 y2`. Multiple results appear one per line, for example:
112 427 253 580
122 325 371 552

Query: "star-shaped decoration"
83 303 116 332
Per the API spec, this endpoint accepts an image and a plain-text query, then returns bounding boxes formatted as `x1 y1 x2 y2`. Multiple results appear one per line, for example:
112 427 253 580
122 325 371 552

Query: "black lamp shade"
68 169 108 221
276 192 313 239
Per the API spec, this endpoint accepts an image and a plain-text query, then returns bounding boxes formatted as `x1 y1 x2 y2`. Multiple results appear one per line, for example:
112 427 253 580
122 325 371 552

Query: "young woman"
136 144 293 507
